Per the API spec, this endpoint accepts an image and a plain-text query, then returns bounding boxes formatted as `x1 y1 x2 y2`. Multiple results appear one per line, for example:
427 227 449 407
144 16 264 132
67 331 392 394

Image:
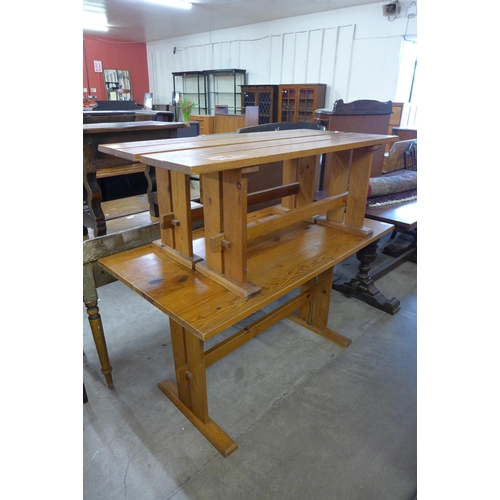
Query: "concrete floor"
83 232 417 500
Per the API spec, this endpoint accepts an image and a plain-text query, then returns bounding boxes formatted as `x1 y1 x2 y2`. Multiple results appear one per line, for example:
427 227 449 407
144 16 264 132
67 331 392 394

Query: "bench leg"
332 240 401 315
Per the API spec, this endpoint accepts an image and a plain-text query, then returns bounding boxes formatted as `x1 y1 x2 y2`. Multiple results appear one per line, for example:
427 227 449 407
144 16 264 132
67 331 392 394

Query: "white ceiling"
83 0 383 43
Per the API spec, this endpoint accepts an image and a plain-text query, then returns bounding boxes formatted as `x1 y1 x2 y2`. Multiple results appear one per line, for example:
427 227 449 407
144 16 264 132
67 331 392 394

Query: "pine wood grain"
98 129 327 161
99 218 393 341
138 132 396 175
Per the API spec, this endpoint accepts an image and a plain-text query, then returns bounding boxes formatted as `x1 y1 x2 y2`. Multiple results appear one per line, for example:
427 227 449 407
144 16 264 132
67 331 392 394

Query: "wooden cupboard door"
279 86 297 122
278 84 326 124
242 85 278 124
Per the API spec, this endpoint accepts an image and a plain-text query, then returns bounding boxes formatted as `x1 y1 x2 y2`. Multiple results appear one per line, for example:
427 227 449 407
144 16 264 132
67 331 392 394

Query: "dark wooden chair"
237 121 323 133
314 99 393 179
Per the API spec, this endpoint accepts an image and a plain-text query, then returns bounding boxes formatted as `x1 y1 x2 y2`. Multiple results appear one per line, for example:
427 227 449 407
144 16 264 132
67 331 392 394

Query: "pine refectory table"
98 129 397 456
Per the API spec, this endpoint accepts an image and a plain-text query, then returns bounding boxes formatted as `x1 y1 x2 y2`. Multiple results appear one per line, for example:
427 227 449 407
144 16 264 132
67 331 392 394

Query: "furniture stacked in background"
314 99 417 314
83 109 175 124
89 100 143 110
392 126 417 141
387 103 404 137
175 72 327 127
240 84 326 124
83 121 190 237
84 99 175 123
173 69 246 117
190 105 259 135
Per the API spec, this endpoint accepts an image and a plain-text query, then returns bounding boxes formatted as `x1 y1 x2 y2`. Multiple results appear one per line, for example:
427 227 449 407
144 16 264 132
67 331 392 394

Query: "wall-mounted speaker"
382 1 401 16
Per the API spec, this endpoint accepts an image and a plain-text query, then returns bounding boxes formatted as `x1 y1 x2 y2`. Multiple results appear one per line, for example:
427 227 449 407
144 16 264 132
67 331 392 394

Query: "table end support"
315 217 373 238
195 261 262 299
158 379 238 457
287 314 352 348
152 239 203 270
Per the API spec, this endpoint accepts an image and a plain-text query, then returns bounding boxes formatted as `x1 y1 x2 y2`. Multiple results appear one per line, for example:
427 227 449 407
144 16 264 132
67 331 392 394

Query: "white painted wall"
147 1 417 109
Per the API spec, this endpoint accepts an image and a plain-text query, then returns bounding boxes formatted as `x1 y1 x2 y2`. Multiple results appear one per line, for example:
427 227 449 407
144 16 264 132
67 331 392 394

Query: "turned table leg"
84 298 114 388
332 240 401 315
83 264 113 388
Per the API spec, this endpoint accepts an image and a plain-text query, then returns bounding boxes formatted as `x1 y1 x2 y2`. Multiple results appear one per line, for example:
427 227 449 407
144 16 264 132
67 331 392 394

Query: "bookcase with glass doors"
278 84 327 124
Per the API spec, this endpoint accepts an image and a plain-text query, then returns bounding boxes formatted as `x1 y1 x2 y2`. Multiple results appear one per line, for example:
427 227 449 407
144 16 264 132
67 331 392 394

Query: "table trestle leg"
158 318 237 457
297 155 321 210
196 167 261 299
289 268 352 347
155 170 203 269
317 148 375 238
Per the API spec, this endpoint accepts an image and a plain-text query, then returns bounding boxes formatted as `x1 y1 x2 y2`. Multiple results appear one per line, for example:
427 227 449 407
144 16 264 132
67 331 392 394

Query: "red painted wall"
83 35 149 104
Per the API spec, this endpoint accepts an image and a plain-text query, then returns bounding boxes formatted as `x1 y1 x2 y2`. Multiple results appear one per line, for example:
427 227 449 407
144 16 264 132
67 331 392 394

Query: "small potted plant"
179 96 195 122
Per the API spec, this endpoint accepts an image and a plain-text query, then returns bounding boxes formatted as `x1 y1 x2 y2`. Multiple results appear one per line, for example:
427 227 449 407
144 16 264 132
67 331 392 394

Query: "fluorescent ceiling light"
83 24 109 32
144 0 192 9
83 10 109 31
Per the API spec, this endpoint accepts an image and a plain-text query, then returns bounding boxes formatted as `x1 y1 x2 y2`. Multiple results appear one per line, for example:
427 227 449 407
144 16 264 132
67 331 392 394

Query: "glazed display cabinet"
205 69 246 114
172 71 208 117
278 84 327 123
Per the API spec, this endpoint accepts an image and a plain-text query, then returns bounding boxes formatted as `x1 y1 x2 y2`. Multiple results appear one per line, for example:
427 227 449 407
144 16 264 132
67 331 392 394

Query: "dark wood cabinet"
278 84 326 123
241 85 279 124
